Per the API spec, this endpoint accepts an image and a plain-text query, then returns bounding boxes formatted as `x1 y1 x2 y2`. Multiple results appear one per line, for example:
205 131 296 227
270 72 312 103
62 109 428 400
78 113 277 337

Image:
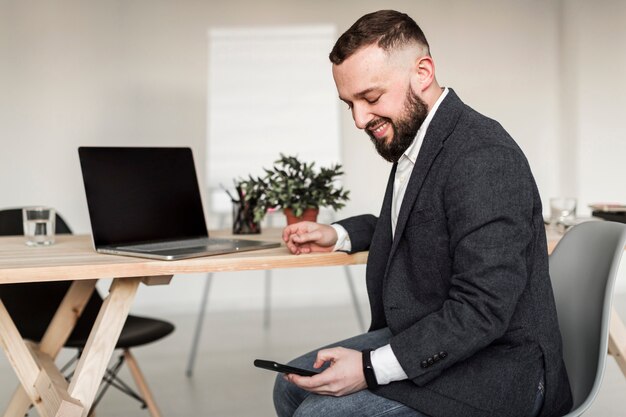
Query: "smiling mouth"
368 121 390 140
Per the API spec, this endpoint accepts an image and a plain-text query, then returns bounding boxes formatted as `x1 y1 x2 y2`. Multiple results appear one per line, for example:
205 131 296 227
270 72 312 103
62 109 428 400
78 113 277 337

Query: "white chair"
549 221 626 416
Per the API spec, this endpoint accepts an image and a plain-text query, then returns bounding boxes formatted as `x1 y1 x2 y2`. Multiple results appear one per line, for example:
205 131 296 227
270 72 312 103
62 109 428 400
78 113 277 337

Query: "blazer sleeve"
334 214 378 253
389 144 536 386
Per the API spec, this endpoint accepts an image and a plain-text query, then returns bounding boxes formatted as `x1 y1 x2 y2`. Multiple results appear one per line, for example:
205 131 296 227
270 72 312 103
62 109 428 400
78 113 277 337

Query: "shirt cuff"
370 344 408 385
331 224 352 252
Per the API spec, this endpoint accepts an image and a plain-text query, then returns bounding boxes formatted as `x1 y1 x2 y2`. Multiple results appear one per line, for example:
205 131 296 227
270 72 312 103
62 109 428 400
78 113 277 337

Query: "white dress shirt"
331 88 449 385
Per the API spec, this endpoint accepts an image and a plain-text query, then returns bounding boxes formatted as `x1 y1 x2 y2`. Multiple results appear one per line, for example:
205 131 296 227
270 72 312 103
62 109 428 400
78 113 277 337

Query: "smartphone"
254 359 319 377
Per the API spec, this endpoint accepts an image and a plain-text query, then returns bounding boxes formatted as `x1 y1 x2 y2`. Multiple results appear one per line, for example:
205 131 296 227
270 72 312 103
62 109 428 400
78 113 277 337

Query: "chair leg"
88 354 126 413
609 307 626 377
263 270 272 329
123 349 163 417
186 272 213 377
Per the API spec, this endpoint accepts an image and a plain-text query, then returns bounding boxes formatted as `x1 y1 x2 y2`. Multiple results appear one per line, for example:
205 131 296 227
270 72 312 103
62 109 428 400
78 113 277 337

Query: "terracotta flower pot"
284 208 319 225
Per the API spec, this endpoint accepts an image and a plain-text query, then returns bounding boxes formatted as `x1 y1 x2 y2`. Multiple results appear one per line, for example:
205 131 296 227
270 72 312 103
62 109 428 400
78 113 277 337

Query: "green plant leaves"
238 153 350 222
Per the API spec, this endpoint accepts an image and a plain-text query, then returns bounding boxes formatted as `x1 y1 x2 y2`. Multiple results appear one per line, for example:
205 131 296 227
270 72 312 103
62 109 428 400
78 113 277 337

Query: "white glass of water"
22 207 56 246
549 197 577 232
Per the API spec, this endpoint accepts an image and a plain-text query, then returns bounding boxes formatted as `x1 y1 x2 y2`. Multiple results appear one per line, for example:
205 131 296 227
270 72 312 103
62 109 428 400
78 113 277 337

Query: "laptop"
78 146 280 260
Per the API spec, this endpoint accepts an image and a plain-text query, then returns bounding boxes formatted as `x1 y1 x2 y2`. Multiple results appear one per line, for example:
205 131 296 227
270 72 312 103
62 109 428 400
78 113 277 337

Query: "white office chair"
549 221 626 416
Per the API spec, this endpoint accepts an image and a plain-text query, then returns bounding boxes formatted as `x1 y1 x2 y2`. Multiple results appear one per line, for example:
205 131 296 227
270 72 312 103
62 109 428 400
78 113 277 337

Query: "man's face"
332 44 429 163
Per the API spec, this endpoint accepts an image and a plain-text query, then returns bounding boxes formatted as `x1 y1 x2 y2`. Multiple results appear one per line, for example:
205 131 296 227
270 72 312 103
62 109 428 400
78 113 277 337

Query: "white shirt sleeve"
370 344 408 385
330 224 352 252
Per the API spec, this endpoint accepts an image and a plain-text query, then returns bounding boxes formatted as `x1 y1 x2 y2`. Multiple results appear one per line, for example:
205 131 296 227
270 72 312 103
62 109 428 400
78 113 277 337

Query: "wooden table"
0 228 624 416
0 230 366 417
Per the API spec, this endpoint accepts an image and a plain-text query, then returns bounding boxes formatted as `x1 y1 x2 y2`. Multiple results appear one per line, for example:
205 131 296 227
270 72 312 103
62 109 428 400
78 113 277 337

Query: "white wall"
1 0 624 313
559 0 626 291
565 1 626 212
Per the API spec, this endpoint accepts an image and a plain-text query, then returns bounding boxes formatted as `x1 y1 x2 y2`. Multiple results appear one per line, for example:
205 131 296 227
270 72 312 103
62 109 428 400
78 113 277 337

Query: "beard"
366 88 429 163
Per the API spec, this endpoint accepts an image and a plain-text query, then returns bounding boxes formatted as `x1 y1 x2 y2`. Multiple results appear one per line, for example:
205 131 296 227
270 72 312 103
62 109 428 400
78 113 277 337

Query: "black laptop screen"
79 147 209 247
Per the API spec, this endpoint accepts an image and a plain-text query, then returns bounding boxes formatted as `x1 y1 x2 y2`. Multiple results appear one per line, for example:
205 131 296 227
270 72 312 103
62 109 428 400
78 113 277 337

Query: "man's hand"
284 347 367 396
282 222 338 255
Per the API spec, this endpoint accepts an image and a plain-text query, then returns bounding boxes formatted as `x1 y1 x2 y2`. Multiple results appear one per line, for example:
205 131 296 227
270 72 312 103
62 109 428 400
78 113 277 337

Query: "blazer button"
421 360 428 368
427 358 434 366
433 354 440 362
440 351 448 359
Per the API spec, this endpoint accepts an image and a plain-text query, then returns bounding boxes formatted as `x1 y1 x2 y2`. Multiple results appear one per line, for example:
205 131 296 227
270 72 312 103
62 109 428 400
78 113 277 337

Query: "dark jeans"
273 328 545 417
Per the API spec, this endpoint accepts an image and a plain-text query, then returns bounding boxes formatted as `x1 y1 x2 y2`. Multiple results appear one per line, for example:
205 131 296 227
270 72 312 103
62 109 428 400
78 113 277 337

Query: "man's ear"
411 56 435 93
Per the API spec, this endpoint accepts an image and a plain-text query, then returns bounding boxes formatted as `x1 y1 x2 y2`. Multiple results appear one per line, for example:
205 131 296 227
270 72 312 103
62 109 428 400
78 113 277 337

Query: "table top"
0 226 584 285
0 229 368 284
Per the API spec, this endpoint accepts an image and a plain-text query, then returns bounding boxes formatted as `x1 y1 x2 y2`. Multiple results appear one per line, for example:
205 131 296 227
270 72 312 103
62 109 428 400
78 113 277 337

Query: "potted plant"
240 154 350 225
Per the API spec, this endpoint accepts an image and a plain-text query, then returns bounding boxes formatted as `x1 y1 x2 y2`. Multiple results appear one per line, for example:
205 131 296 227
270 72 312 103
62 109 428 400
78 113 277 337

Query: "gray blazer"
337 90 572 417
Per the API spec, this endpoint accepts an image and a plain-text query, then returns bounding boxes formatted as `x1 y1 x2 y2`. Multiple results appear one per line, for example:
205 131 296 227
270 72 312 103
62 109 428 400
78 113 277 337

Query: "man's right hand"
282 222 338 255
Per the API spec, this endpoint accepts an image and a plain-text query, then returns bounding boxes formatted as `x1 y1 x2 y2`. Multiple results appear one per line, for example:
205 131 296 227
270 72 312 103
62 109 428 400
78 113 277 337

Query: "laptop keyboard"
121 237 211 252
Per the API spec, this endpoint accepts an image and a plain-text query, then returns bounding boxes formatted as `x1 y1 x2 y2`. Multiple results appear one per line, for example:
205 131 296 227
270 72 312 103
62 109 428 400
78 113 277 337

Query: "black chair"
0 208 174 416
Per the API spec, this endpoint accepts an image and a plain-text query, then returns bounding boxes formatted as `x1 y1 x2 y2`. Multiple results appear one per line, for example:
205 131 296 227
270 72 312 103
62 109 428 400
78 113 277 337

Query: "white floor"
1 296 625 416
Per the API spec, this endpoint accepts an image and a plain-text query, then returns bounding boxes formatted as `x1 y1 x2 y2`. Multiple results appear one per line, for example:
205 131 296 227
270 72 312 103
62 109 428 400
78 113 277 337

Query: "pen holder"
232 200 261 234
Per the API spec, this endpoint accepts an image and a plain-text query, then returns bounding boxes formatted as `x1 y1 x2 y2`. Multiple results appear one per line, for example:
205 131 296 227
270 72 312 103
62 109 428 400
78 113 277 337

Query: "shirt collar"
401 87 449 164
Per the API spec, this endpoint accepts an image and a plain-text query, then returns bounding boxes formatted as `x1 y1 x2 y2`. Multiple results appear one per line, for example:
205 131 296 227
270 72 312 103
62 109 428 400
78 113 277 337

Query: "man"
274 10 572 417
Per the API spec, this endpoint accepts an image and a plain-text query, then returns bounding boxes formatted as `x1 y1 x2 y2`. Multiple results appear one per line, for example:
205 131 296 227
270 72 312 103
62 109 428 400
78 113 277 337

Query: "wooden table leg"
40 280 99 357
67 277 141 416
0 300 84 416
2 280 97 417
3 386 31 417
609 306 626 377
0 299 47 416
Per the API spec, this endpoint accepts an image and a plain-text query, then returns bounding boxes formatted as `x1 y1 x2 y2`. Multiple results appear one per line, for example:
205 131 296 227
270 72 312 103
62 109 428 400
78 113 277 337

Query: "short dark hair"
329 10 430 65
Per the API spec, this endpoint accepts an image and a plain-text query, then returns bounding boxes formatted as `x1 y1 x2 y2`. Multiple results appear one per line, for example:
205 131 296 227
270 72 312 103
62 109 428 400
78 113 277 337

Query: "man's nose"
352 104 372 130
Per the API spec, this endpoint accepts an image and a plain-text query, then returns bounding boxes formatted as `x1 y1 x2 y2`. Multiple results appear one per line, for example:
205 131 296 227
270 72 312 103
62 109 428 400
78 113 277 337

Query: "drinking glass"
22 207 56 246
549 198 577 232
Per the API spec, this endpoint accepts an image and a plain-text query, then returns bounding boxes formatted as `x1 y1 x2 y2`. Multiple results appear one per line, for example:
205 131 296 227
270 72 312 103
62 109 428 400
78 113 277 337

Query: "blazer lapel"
367 162 396 273
386 89 465 264
365 163 396 330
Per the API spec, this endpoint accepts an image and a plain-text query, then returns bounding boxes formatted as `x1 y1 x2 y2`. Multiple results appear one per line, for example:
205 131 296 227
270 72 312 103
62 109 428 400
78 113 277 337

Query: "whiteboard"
207 25 341 213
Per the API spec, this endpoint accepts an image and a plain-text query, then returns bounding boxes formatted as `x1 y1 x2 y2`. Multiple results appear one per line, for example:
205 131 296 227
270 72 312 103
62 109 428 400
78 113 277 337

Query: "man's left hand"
285 347 367 396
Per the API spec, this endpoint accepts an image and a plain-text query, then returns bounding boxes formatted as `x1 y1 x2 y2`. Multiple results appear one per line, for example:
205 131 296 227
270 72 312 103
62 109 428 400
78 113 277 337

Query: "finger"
298 243 332 254
291 230 321 244
285 239 300 254
288 372 332 390
315 348 340 367
282 224 302 242
286 239 303 254
282 223 311 242
286 234 311 251
289 241 311 255
289 371 343 396
296 243 312 254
